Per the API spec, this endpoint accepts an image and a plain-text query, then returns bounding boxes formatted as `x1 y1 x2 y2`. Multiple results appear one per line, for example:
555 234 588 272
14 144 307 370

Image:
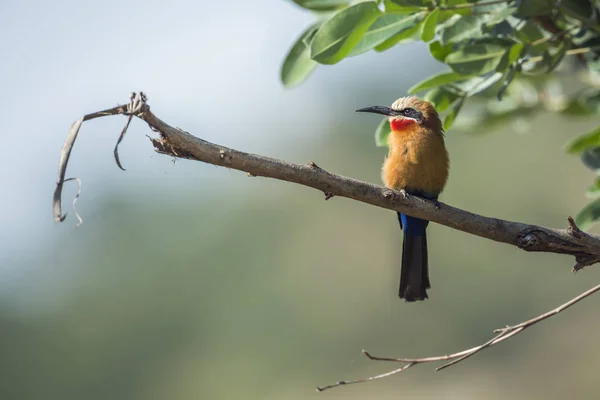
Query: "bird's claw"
433 199 440 210
399 189 409 200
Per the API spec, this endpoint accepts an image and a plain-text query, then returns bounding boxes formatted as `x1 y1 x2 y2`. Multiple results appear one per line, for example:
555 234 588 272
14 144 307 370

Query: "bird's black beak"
355 106 400 116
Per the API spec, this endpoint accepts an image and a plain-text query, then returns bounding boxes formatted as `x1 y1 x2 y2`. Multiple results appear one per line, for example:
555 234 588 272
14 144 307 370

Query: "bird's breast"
382 130 449 195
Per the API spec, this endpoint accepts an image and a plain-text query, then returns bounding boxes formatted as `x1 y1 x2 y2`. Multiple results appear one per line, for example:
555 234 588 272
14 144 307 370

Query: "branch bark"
53 93 600 272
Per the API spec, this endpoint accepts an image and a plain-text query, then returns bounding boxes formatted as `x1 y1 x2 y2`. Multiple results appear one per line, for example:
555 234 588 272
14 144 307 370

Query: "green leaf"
587 177 600 198
452 98 540 133
301 24 320 46
424 87 460 112
420 8 439 42
408 71 467 94
443 96 465 130
390 0 432 7
349 12 425 57
440 14 485 45
565 126 600 154
448 72 504 95
374 118 392 147
497 65 518 101
575 198 600 231
470 0 510 12
281 24 320 88
560 0 594 21
581 147 600 171
292 0 349 11
310 2 381 64
437 0 473 22
495 43 524 72
547 42 566 72
445 40 514 75
516 21 545 49
483 6 517 26
373 13 425 51
429 41 453 62
384 0 425 13
562 91 600 116
516 0 553 17
383 0 424 15
561 100 595 116
508 43 525 64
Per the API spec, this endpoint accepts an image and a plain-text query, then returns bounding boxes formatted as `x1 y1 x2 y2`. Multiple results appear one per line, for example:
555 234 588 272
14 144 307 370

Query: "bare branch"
316 283 600 392
114 115 133 171
316 362 415 392
53 117 83 222
53 104 128 222
53 93 600 270
62 177 83 226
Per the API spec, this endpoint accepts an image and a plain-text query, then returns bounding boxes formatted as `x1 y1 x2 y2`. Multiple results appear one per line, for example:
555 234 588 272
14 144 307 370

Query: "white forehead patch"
391 97 411 110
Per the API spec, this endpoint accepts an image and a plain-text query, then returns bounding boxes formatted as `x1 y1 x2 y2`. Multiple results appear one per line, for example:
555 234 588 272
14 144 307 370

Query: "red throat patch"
391 118 416 131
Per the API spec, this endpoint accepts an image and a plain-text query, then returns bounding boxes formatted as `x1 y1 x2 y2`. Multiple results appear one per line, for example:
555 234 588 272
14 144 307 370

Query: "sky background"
1 1 600 399
0 0 439 260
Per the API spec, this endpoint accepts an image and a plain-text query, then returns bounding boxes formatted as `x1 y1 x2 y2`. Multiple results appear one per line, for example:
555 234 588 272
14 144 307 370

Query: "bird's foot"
399 189 410 200
432 199 440 210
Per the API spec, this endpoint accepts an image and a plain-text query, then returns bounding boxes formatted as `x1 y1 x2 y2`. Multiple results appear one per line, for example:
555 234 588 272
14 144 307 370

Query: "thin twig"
316 283 600 392
316 363 415 392
400 0 511 12
53 117 84 222
62 177 83 226
437 0 511 10
114 115 133 171
53 104 128 222
493 283 600 332
53 94 145 222
530 24 580 47
525 47 597 63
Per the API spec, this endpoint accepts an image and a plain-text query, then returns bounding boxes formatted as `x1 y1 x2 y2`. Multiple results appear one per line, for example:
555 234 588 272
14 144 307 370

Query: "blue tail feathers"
398 212 431 302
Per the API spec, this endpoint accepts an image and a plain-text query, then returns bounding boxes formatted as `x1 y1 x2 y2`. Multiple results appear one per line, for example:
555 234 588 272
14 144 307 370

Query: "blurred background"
1 1 600 399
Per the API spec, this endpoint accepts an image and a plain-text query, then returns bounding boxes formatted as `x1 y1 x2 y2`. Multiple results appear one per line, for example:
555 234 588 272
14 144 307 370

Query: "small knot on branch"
567 216 584 238
517 231 542 249
383 189 395 199
219 149 233 163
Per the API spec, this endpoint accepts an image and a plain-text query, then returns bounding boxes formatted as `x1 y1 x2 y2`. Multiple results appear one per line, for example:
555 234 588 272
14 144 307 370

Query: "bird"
356 97 449 302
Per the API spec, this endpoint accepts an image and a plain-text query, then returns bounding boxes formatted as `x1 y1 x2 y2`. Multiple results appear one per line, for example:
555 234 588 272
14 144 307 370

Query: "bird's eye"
401 108 416 117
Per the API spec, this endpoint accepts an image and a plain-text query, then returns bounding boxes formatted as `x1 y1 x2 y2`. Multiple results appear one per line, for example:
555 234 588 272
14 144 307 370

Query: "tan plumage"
382 97 449 196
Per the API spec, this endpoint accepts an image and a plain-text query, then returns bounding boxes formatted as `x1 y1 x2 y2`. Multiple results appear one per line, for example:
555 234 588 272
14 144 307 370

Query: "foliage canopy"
282 0 600 229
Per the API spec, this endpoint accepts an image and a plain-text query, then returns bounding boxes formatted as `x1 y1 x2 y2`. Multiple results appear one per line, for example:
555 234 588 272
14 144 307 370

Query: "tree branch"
316 282 600 392
53 93 600 272
53 92 600 391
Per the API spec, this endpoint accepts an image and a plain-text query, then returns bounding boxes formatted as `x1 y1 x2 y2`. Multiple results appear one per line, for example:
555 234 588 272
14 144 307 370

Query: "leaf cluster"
282 0 600 229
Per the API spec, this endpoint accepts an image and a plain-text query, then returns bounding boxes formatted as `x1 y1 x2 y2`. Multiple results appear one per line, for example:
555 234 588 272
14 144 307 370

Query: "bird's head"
356 96 442 134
